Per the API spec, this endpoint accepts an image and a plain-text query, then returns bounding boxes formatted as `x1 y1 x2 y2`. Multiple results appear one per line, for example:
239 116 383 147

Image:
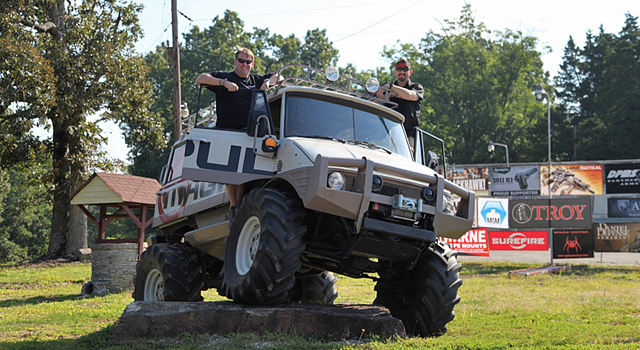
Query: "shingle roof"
80 172 161 205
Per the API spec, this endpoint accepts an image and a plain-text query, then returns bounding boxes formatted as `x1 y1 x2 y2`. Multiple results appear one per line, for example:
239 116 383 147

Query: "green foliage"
383 4 549 164
554 13 640 160
132 11 341 178
0 0 160 258
0 161 52 264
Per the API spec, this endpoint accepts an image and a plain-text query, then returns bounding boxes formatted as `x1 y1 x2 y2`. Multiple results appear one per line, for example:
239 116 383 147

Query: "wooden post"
98 205 107 242
138 205 148 260
171 0 182 141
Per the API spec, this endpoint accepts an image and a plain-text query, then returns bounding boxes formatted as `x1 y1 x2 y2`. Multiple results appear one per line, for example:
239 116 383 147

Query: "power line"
177 9 192 22
188 2 387 22
143 23 171 52
335 0 425 43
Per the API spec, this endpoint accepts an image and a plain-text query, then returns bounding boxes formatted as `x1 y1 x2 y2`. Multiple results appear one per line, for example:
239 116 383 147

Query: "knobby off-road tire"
133 243 204 302
221 188 306 305
374 241 462 337
287 271 339 304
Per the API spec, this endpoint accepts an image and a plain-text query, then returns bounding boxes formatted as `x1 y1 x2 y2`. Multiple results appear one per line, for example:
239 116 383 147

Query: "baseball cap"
395 59 411 70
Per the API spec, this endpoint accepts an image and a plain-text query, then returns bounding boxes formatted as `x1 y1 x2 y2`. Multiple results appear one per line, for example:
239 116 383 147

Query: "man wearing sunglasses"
194 45 280 214
375 59 424 151
195 45 279 130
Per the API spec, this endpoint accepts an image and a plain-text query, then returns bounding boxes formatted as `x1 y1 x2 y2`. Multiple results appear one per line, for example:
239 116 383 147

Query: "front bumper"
277 155 475 240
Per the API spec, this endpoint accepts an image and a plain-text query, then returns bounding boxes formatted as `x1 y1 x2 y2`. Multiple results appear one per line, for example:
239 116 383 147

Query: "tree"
300 28 339 68
0 0 158 259
384 4 549 164
0 162 52 264
132 11 341 179
555 14 640 160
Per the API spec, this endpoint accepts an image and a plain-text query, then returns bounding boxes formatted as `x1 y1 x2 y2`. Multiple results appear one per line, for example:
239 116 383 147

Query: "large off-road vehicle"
133 64 475 337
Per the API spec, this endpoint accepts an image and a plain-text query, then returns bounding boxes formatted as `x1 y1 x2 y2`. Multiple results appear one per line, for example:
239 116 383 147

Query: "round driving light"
325 66 339 82
327 172 345 190
421 187 436 202
372 175 384 190
366 77 379 93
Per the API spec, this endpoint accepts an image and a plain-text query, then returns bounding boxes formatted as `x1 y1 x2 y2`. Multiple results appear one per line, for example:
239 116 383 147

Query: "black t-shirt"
390 80 424 138
207 71 272 129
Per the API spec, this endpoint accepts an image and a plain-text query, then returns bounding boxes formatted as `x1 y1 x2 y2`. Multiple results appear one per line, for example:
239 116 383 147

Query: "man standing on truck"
375 59 424 151
194 46 281 215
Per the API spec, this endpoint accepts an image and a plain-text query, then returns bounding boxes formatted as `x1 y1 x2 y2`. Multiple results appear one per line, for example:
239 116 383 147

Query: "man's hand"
223 80 239 92
260 79 270 91
375 83 395 99
195 73 238 92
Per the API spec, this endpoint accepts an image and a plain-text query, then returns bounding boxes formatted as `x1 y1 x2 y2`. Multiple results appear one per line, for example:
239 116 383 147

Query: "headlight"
366 77 379 93
372 175 384 190
325 66 339 82
327 172 345 190
421 186 436 202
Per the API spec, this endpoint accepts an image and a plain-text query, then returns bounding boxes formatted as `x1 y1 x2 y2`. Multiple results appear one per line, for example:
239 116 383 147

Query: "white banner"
477 197 509 228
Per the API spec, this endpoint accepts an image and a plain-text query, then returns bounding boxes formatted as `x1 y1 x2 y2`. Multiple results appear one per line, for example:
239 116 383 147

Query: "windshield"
284 94 411 158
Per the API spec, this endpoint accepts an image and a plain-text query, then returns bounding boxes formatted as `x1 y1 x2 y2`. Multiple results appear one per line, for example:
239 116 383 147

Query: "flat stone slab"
110 301 406 341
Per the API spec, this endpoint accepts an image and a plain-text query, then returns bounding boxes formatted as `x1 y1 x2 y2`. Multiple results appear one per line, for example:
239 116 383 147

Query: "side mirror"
158 164 168 184
247 113 270 137
426 151 439 170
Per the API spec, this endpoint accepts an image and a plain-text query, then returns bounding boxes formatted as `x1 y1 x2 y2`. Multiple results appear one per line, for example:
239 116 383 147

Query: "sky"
102 0 638 163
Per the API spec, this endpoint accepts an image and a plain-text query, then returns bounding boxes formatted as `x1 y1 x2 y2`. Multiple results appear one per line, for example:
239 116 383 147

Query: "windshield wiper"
299 135 347 143
348 140 392 154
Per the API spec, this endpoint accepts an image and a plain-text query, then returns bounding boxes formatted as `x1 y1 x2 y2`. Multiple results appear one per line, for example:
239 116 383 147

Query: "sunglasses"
237 58 253 64
395 67 409 72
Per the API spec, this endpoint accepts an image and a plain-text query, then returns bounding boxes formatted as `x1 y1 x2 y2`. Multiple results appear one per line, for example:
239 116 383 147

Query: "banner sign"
477 198 509 228
489 230 548 250
604 163 640 194
553 229 594 258
510 198 592 229
607 198 640 218
540 164 603 195
441 228 490 256
451 167 489 192
594 222 640 252
489 166 540 196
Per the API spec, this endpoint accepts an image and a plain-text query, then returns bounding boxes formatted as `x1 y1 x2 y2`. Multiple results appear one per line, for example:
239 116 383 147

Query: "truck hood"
288 137 438 176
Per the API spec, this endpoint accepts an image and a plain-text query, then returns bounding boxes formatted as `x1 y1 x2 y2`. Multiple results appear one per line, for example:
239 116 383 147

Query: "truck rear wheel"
374 242 462 337
287 271 339 304
133 243 204 302
221 188 306 305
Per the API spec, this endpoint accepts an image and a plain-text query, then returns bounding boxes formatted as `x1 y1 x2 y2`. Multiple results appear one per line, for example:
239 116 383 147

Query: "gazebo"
71 172 161 259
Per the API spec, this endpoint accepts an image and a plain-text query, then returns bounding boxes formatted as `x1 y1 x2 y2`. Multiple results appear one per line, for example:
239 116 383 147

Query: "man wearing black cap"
376 59 424 151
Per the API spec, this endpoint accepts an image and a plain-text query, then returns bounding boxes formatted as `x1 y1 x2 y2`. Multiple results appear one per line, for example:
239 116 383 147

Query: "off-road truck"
133 64 475 337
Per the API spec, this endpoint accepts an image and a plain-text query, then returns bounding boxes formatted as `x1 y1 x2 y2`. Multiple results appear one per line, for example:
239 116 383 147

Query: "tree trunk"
66 205 87 256
66 127 88 256
47 118 71 258
45 0 90 260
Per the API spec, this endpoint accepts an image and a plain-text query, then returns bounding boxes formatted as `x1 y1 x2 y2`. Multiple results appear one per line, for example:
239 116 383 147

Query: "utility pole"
171 0 182 141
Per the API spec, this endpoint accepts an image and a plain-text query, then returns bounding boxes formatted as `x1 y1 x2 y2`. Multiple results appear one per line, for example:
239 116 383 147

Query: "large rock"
110 301 405 341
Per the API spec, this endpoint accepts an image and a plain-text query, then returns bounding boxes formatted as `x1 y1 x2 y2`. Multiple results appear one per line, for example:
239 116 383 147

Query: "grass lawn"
0 260 639 349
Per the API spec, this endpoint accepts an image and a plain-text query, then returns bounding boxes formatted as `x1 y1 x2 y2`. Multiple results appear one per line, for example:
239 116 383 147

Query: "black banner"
604 163 640 194
553 229 594 258
607 198 640 218
510 198 592 229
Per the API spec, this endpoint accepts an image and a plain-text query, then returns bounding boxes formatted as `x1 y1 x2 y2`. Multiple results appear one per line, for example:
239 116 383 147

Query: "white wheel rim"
144 268 164 301
236 215 261 276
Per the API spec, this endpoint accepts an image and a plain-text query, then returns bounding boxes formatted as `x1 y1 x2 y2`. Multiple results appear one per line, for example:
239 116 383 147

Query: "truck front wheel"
222 188 306 305
133 243 204 302
374 242 462 337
